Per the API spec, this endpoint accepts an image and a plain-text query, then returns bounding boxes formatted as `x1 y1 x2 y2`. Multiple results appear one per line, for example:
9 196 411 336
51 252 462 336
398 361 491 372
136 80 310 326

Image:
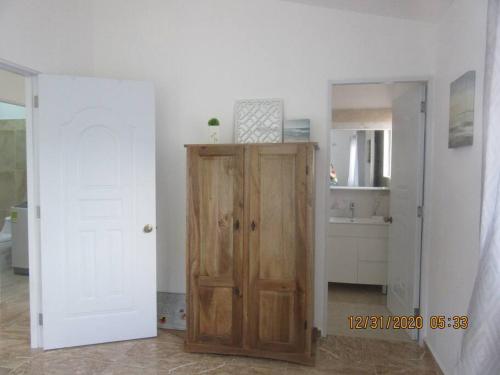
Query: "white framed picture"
234 99 283 143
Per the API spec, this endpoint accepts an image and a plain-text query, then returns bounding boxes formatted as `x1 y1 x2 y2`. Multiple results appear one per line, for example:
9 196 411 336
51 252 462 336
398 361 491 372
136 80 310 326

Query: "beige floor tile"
327 283 413 342
0 269 440 375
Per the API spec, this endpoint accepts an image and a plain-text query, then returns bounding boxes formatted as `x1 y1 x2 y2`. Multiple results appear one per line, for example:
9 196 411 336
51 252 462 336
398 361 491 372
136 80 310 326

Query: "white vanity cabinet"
327 220 388 285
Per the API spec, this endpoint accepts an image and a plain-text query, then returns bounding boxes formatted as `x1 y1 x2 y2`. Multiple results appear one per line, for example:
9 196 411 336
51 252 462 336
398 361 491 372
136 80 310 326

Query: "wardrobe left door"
186 145 245 349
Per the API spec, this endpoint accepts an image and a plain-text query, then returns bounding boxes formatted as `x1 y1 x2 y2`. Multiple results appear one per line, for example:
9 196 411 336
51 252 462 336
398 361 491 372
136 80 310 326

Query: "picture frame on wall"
284 119 311 143
449 71 476 148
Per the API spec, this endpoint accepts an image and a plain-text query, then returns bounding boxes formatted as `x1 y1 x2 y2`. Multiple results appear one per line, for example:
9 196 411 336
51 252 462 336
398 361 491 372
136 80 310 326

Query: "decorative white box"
234 99 283 143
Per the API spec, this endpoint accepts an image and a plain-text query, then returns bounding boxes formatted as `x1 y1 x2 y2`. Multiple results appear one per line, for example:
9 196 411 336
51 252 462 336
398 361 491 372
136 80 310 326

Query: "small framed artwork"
234 99 283 143
283 119 310 143
449 71 476 148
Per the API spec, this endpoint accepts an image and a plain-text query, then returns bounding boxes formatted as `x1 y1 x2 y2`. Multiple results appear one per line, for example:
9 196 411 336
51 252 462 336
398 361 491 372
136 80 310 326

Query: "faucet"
349 202 355 219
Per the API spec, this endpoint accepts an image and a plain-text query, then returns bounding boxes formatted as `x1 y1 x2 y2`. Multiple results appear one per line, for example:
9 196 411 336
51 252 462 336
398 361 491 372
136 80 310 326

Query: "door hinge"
38 313 43 326
36 206 41 219
414 307 421 317
33 95 39 108
417 206 423 218
420 101 426 114
304 320 308 330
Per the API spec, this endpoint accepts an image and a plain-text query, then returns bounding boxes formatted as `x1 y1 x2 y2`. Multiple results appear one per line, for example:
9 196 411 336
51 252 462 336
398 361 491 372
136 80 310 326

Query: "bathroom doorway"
0 68 31 347
326 80 427 342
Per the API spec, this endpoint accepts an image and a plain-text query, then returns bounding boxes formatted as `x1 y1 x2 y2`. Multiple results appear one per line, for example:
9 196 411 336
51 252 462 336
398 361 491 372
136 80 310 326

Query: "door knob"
143 224 154 233
384 217 393 224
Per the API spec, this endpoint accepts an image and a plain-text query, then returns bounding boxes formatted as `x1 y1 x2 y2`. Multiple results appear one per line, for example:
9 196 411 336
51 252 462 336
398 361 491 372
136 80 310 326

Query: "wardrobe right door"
246 144 314 365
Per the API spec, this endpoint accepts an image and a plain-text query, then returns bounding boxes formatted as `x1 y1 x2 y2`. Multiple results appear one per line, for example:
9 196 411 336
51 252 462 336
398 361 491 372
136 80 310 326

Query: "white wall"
0 0 94 75
88 0 434 332
423 0 488 373
3 0 460 343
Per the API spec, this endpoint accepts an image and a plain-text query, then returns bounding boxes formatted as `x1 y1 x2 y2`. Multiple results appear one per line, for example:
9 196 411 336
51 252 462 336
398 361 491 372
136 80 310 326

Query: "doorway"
326 81 427 342
0 68 33 348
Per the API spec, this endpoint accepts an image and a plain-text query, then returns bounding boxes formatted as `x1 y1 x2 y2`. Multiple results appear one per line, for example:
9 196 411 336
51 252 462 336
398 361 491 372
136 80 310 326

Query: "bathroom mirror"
330 129 391 188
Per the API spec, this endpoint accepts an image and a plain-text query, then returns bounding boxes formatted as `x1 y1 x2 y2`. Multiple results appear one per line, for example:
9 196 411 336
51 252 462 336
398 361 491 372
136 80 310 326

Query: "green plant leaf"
208 118 220 126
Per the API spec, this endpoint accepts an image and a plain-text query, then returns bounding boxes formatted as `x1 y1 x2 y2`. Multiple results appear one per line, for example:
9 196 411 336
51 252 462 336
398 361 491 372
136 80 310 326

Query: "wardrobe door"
186 146 244 347
247 144 314 363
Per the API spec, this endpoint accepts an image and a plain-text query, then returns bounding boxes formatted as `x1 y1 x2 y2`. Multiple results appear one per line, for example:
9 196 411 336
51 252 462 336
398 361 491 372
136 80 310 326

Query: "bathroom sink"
329 216 388 225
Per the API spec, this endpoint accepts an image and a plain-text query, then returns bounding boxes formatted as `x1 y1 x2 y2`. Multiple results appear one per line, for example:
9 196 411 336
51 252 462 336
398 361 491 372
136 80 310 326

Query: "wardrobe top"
184 143 319 150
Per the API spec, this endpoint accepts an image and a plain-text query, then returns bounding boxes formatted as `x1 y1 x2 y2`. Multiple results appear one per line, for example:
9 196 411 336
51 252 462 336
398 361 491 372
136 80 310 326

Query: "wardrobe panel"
186 146 244 347
248 144 309 355
199 156 234 279
258 291 295 344
199 287 233 340
258 154 297 280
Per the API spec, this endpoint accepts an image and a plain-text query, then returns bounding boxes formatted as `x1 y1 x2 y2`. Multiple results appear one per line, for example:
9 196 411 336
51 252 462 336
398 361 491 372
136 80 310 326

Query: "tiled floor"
327 283 412 341
0 270 441 374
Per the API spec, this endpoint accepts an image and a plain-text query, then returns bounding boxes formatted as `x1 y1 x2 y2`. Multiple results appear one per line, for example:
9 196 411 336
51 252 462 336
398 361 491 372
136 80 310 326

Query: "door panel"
259 291 294 343
259 155 297 280
328 237 357 283
199 156 235 279
199 287 234 338
387 83 426 340
38 74 156 349
187 146 244 346
248 144 308 353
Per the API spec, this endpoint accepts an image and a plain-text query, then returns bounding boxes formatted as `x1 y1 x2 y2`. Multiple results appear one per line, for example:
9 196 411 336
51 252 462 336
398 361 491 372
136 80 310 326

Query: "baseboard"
157 292 186 330
424 339 446 375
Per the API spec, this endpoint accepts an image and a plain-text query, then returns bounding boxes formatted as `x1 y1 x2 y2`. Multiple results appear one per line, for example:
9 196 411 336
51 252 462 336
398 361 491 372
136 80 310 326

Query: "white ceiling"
280 0 454 23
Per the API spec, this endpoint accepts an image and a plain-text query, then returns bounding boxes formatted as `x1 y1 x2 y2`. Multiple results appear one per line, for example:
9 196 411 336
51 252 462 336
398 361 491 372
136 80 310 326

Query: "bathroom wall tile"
15 169 27 203
16 129 26 170
0 246 11 272
0 120 23 132
0 131 15 172
330 189 390 218
0 172 16 212
0 120 27 220
0 209 7 229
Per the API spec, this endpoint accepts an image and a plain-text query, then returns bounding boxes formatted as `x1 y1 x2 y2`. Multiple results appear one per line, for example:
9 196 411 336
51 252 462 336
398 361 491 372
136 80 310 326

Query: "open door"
387 83 426 340
38 74 156 349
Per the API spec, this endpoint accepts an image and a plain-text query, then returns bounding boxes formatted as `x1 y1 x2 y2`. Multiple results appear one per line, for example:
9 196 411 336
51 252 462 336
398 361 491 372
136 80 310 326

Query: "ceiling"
280 0 454 23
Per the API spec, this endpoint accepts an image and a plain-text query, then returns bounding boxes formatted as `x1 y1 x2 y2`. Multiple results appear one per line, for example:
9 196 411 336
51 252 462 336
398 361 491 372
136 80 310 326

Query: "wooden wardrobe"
185 143 316 365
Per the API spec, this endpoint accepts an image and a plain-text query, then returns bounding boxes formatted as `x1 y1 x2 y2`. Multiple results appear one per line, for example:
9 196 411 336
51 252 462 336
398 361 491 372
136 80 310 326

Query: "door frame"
0 58 42 348
323 76 433 344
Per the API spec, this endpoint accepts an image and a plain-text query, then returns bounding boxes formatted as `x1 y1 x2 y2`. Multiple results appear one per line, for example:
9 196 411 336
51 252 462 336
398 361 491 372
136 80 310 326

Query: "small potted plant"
208 118 220 144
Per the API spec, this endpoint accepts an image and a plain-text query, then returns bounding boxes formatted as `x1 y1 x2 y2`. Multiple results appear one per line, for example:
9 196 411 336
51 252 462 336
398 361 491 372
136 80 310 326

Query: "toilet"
0 217 12 271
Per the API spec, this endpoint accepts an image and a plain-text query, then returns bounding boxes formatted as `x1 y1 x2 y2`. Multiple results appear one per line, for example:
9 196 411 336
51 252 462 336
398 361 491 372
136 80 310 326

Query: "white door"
38 74 157 349
387 83 426 340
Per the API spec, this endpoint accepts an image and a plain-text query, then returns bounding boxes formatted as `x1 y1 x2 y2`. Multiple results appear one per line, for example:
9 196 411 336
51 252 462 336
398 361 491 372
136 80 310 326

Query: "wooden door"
186 145 244 347
246 144 314 363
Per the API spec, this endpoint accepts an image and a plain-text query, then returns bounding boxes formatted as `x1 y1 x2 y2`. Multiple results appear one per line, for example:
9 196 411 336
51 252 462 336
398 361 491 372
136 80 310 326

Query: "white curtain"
456 1 500 374
347 135 359 186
